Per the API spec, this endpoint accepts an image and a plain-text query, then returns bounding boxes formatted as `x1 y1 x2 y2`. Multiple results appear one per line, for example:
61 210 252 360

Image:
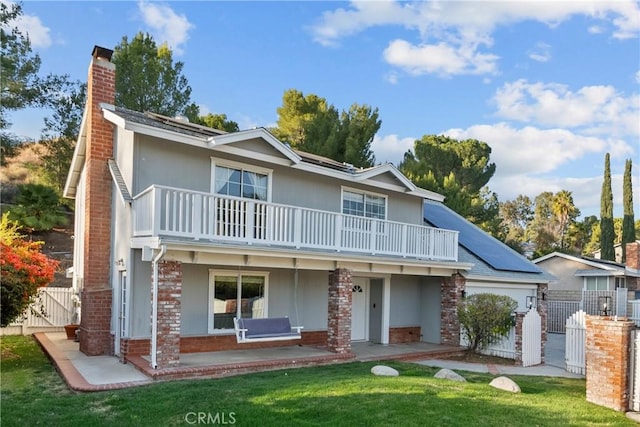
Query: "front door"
351 277 368 341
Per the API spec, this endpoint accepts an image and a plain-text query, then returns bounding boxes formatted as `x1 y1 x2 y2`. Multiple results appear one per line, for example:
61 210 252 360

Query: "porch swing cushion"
234 317 303 343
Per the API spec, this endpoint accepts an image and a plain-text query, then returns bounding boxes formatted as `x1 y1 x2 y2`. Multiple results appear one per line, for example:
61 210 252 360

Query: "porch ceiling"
131 237 472 276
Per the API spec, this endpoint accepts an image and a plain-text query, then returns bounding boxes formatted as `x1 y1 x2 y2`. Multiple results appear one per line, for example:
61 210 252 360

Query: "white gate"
522 309 542 367
565 310 586 375
0 287 74 335
630 330 640 411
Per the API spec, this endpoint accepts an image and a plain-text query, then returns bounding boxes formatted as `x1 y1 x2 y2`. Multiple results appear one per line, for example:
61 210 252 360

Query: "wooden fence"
565 310 586 375
0 287 75 336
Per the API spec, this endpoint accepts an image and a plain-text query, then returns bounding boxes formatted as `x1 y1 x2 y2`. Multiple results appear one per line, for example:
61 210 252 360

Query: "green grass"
1 335 635 426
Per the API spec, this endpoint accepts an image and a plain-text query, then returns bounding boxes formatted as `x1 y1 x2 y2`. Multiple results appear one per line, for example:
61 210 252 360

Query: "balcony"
132 185 459 262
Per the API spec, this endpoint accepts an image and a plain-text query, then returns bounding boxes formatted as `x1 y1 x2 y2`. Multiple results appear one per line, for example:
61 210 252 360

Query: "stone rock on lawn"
434 368 467 382
489 376 521 393
371 365 399 377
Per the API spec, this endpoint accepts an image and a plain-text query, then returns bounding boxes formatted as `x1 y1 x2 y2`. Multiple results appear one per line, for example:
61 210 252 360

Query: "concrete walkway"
35 332 583 392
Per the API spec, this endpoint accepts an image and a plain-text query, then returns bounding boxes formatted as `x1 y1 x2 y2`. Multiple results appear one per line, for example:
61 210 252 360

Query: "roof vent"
173 115 190 123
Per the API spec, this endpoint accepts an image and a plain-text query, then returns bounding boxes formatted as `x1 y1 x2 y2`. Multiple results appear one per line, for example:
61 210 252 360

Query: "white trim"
465 280 538 290
381 277 390 345
533 251 621 271
207 128 301 164
208 269 270 334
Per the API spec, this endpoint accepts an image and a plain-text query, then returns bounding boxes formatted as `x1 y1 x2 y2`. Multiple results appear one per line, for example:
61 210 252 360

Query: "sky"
5 0 640 219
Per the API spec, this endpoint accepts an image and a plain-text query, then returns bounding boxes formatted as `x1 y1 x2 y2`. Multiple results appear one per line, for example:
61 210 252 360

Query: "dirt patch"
442 350 515 365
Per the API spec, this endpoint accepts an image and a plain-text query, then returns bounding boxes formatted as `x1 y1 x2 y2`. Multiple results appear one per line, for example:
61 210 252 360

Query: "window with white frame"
208 271 268 333
342 189 386 219
615 277 627 289
585 276 609 291
213 161 270 201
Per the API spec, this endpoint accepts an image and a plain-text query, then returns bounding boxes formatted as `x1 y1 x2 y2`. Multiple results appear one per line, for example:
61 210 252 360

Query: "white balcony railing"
132 185 459 261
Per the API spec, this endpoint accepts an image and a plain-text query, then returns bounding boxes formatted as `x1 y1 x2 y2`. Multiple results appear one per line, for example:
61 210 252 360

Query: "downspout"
150 244 166 369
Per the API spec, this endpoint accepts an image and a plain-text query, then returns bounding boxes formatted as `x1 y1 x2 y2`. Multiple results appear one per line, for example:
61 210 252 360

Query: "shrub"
457 293 518 352
0 213 59 327
8 183 68 231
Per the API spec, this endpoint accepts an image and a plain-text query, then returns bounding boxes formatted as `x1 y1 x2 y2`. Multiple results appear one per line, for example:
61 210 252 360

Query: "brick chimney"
625 241 640 292
79 46 116 356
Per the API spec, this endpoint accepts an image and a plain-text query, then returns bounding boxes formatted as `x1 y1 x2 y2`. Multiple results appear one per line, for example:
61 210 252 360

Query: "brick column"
78 289 113 356
585 316 634 411
626 242 640 291
79 46 116 356
154 261 182 369
514 312 525 366
537 283 548 363
440 273 465 346
327 269 352 354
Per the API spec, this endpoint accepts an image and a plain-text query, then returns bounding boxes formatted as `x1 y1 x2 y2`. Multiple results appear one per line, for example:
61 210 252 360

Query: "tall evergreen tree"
622 159 636 262
112 32 195 117
600 153 615 261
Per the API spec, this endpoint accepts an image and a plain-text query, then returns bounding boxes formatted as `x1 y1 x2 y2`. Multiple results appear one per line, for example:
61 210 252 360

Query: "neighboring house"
533 247 640 303
592 243 624 263
64 46 551 370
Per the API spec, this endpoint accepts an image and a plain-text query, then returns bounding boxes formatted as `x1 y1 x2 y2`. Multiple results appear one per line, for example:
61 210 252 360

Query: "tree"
0 2 69 164
399 135 497 229
622 159 636 262
527 192 556 256
600 153 615 261
552 190 580 251
8 183 68 231
191 113 239 133
40 82 86 193
112 32 194 117
500 195 533 252
0 213 59 327
273 89 379 168
457 293 517 353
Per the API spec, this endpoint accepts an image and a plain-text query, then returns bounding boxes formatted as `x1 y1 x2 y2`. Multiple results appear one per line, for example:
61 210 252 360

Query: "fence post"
585 315 634 411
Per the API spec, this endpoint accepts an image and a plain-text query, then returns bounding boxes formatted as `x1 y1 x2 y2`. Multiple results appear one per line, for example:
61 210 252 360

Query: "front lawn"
1 335 634 426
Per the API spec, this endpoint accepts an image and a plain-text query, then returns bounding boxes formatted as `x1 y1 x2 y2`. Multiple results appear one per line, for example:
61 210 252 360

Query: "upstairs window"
213 161 270 201
342 189 386 220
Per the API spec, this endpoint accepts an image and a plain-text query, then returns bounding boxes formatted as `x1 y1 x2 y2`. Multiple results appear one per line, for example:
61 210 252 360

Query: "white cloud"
492 80 640 137
0 0 53 49
371 133 415 165
137 1 193 55
528 42 551 62
383 39 498 77
311 1 640 77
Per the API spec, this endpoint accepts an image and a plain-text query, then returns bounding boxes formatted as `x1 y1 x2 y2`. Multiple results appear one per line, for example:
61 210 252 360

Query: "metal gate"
522 309 542 367
565 310 586 375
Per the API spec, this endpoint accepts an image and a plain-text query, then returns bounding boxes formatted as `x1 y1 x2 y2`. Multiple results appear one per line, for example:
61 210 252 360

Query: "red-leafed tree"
0 213 59 327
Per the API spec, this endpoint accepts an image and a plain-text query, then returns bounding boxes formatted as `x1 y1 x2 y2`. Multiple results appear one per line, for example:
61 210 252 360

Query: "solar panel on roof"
424 202 542 274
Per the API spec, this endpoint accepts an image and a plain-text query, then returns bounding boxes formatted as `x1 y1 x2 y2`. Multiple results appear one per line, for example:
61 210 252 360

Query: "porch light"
526 296 537 310
599 295 612 316
460 290 466 299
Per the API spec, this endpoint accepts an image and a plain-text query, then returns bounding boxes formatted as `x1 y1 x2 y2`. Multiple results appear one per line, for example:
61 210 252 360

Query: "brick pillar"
327 269 352 354
78 289 113 356
585 316 634 411
154 261 182 369
514 312 524 366
537 283 548 363
440 273 465 346
626 242 640 291
79 46 116 356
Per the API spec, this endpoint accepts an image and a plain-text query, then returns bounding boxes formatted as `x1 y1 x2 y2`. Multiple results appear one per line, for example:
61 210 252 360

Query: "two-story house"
65 46 550 373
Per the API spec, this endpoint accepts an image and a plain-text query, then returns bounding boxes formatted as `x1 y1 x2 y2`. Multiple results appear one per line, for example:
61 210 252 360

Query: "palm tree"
552 190 578 250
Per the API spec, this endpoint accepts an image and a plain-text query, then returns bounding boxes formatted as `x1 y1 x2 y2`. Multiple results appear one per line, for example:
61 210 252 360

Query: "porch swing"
233 269 304 344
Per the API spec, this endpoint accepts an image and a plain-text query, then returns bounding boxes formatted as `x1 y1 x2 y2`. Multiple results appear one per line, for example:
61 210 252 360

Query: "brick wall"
78 289 113 356
389 326 420 344
154 261 182 369
79 46 116 356
514 312 524 365
585 316 634 411
440 273 465 346
327 269 352 354
537 283 548 363
121 330 329 360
